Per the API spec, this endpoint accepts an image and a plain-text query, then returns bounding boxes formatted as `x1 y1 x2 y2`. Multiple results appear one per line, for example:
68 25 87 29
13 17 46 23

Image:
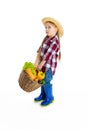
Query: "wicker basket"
18 71 41 92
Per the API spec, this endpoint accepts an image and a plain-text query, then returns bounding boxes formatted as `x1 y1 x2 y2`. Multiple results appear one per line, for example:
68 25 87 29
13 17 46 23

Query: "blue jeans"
44 68 53 87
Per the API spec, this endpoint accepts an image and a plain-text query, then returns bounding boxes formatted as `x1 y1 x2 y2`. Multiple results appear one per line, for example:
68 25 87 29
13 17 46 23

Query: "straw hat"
42 17 64 37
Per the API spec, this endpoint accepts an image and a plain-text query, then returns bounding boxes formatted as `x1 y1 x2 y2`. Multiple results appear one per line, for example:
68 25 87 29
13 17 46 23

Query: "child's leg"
41 69 54 106
34 86 46 101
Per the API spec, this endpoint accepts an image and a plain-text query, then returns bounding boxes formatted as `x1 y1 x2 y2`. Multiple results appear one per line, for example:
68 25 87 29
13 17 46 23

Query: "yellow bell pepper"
37 71 45 80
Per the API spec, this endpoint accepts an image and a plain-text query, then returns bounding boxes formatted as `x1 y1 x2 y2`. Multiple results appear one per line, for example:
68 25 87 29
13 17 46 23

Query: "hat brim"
42 17 64 37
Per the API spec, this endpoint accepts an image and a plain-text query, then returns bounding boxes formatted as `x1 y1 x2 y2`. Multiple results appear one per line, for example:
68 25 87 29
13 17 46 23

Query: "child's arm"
34 52 41 68
34 44 42 68
37 60 46 70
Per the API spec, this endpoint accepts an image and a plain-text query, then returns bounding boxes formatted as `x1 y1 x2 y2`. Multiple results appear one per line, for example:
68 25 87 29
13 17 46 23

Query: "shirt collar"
49 35 58 42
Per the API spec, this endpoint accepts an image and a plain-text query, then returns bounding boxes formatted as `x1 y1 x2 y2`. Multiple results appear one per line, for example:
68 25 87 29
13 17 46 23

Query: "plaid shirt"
37 35 60 75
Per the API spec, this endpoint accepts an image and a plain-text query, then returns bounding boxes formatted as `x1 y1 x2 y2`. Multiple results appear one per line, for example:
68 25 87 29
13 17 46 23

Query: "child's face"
44 22 58 38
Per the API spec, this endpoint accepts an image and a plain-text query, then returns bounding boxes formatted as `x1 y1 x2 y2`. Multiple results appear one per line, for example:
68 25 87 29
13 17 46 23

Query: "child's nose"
46 28 48 31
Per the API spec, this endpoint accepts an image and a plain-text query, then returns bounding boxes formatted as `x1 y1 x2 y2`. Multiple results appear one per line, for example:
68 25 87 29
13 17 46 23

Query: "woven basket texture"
18 71 41 92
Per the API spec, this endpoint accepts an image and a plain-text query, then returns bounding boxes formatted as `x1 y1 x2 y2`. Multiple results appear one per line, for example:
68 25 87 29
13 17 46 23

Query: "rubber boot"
41 85 54 106
34 86 45 101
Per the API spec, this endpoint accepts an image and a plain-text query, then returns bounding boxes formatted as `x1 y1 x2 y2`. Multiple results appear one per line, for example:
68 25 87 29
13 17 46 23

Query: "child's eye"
48 26 51 29
45 26 51 29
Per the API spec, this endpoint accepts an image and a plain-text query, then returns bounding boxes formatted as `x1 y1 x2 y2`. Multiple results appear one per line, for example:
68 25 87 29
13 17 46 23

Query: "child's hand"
37 60 46 71
34 62 38 68
37 64 42 71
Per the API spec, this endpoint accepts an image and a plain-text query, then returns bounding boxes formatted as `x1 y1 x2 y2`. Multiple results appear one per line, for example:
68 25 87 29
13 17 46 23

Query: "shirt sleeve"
37 46 41 53
43 41 59 62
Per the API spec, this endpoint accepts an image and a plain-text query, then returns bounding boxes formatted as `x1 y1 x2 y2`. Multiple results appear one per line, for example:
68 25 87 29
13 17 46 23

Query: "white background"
0 0 87 130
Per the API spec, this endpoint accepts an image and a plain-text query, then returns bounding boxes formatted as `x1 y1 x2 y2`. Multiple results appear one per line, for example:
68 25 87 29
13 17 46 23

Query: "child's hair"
57 33 61 61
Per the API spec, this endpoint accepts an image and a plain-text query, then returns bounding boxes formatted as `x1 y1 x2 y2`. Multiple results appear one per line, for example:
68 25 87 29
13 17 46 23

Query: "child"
34 17 64 106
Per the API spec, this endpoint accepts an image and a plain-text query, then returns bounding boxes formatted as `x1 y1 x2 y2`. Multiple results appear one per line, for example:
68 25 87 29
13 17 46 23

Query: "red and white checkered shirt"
37 35 60 75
